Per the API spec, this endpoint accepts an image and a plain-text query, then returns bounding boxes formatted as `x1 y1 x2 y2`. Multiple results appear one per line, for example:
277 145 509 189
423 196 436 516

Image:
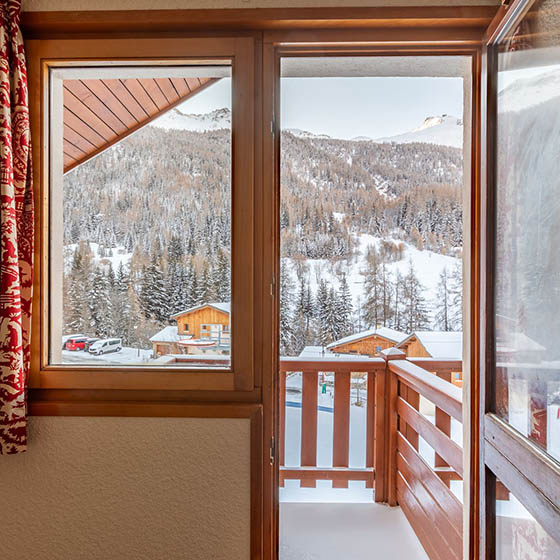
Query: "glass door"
483 0 560 557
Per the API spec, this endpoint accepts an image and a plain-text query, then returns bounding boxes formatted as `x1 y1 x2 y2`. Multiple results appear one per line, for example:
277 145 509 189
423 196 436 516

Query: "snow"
149 326 188 343
375 115 463 149
149 107 231 132
62 346 153 364
401 331 463 360
284 233 461 326
327 326 408 349
64 242 132 273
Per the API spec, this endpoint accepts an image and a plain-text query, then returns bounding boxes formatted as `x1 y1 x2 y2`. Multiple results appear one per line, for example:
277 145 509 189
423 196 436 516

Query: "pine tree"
140 256 168 324
112 262 132 343
279 263 295 356
293 276 314 355
435 266 452 331
362 246 382 328
448 262 463 330
337 275 353 337
64 242 94 335
87 267 112 338
402 260 429 332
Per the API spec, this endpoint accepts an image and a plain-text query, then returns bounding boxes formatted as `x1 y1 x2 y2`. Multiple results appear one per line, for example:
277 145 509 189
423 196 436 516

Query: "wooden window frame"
26 36 257 392
480 0 560 557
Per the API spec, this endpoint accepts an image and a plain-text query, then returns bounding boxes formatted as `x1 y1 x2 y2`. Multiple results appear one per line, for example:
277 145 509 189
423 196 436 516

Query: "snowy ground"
62 347 154 365
283 233 460 328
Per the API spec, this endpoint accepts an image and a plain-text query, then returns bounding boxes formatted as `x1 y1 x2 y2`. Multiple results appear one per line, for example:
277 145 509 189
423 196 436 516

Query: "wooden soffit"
22 6 500 37
63 76 217 173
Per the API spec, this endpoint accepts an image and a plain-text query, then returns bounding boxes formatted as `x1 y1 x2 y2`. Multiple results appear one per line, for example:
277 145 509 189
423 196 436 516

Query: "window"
29 37 257 391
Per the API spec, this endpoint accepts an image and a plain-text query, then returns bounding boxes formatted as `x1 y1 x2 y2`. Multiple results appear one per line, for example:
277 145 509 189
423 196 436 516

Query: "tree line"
280 244 462 357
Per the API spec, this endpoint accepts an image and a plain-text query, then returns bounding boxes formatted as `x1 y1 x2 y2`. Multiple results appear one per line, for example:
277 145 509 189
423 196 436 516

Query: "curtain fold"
0 0 34 455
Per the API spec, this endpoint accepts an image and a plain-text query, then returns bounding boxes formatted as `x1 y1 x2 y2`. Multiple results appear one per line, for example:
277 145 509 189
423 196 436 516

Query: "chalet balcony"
279 350 464 560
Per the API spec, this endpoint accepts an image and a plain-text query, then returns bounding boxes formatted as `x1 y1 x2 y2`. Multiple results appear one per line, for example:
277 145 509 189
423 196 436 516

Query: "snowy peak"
414 115 462 132
150 107 231 131
376 114 463 149
284 128 332 140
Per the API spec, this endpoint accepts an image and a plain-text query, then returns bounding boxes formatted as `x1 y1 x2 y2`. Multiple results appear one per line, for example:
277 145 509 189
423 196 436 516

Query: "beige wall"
1 416 250 560
22 0 499 11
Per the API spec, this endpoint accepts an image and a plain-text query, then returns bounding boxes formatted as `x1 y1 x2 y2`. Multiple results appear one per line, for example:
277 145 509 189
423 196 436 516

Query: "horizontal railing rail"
386 351 463 560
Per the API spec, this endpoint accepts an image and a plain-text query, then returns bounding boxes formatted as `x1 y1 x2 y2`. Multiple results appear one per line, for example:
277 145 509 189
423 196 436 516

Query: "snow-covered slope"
283 233 461 325
498 68 560 113
375 115 463 148
150 107 231 131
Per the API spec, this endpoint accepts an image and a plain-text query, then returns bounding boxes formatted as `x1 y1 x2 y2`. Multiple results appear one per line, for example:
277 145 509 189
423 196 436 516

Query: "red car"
65 336 88 351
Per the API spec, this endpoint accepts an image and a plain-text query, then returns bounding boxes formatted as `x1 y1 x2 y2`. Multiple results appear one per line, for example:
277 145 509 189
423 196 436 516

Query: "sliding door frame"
481 0 560 558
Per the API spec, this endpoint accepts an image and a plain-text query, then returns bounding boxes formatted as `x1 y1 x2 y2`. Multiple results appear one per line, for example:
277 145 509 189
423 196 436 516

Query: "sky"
178 75 463 140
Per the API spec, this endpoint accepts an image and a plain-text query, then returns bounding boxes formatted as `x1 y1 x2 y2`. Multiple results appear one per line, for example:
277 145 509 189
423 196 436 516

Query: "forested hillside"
62 110 463 352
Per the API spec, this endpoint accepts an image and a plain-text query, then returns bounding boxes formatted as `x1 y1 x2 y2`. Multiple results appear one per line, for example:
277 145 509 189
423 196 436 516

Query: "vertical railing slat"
332 371 351 488
435 370 452 485
365 370 375 489
279 370 286 487
300 369 318 488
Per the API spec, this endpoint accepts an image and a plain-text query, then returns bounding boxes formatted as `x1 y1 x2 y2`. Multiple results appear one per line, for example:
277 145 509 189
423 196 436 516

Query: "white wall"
22 0 499 10
1 416 250 560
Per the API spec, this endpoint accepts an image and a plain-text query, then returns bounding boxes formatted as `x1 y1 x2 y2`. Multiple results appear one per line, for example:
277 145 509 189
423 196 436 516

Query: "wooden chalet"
326 326 408 357
151 302 230 357
397 331 463 360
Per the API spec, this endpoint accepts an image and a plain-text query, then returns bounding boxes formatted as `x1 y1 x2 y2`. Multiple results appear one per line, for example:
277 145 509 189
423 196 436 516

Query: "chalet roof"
63 75 219 173
398 331 463 360
170 302 231 319
327 326 409 349
298 346 330 358
149 326 190 344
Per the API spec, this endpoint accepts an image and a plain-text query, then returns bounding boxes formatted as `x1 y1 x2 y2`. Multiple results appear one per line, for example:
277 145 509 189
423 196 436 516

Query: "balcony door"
481 0 560 557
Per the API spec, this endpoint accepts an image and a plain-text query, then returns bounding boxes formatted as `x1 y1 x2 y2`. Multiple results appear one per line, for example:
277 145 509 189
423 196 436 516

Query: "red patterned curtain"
0 0 34 455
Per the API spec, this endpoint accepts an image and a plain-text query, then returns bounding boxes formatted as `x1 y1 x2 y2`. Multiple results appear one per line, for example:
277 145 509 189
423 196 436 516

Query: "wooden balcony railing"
279 350 464 560
279 357 386 490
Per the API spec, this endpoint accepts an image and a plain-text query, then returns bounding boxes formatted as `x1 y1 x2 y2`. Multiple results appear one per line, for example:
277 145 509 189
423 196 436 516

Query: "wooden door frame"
480 0 560 558
262 35 483 560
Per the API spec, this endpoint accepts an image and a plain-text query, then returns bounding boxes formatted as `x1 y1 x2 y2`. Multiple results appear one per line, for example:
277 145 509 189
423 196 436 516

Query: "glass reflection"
496 479 560 559
494 0 560 460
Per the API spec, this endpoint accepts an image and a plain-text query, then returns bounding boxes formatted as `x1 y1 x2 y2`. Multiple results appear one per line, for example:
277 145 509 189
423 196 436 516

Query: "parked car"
62 334 86 350
65 336 88 351
88 338 122 355
84 338 100 351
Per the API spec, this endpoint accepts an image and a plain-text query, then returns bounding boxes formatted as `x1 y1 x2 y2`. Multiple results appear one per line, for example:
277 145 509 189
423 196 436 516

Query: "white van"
88 338 122 355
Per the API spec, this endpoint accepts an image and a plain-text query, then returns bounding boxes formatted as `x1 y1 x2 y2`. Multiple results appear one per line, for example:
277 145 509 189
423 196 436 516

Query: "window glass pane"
494 0 560 458
50 65 232 368
496 479 560 559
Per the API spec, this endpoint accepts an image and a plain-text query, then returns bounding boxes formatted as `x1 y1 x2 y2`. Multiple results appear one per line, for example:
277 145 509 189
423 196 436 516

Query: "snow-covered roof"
399 331 463 360
327 326 409 349
298 346 331 358
170 302 231 319
150 326 190 343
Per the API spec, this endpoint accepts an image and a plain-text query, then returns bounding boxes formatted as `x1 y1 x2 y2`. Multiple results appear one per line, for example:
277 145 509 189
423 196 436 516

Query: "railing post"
380 347 407 506
366 370 375 490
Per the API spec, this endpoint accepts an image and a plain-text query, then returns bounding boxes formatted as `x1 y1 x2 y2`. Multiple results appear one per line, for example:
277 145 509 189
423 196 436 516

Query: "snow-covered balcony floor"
280 502 428 560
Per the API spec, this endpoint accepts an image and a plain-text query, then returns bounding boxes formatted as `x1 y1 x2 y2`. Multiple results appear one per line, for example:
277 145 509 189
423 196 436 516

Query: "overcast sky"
178 76 464 140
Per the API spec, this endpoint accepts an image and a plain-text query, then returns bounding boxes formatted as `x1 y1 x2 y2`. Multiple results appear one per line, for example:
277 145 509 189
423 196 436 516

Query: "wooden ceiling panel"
63 76 219 174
